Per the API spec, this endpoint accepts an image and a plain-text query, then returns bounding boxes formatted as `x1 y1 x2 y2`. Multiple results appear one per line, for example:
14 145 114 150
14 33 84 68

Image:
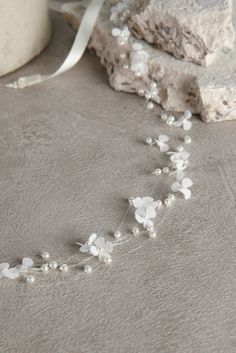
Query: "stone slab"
129 0 235 66
62 1 236 122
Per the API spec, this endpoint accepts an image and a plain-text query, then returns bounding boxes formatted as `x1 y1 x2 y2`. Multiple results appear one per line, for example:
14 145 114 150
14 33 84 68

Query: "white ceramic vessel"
0 0 51 77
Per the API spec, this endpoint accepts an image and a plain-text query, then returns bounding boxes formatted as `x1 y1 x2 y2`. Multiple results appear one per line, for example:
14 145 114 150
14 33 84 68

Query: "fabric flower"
0 263 19 279
133 197 158 229
154 135 169 152
112 26 130 45
79 234 113 263
173 110 192 131
171 178 193 199
130 42 149 76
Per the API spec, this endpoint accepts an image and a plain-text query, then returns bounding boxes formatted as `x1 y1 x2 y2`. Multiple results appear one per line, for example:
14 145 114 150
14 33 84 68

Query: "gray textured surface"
0 12 236 353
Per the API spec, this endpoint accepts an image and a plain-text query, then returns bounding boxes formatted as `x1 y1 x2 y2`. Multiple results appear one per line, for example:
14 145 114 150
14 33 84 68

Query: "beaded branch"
0 1 194 284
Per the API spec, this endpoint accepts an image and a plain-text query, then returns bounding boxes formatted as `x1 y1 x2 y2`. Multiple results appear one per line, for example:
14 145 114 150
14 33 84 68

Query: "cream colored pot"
0 0 51 77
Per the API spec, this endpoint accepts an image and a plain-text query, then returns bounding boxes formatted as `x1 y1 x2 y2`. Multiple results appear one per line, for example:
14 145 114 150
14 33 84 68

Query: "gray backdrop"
0 12 236 353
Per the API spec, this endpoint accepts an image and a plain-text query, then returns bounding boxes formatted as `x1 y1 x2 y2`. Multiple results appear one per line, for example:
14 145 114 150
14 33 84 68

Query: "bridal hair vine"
0 1 194 284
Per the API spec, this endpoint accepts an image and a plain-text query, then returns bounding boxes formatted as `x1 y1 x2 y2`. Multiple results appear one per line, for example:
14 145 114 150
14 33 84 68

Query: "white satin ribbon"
6 0 105 89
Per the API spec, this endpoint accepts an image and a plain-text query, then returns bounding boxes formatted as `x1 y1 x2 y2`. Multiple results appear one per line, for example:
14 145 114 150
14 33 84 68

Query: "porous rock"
129 0 235 66
62 2 236 122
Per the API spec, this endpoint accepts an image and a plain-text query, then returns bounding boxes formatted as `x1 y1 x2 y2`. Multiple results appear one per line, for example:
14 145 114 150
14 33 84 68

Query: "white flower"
171 178 193 199
133 197 158 229
110 3 127 23
130 42 149 76
112 26 130 45
0 263 19 279
79 234 113 263
173 110 192 131
154 135 169 152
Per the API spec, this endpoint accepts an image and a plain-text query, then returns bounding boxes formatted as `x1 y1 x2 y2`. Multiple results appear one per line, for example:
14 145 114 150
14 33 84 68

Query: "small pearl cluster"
152 167 170 176
40 252 68 274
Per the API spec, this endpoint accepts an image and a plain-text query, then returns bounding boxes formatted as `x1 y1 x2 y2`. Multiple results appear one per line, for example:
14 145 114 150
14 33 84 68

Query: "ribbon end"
5 74 44 89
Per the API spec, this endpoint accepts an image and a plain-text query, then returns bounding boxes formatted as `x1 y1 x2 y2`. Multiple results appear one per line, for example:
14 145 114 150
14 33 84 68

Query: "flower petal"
0 263 9 272
105 241 113 254
135 213 144 224
182 178 193 188
98 250 111 263
132 42 143 51
143 218 153 229
88 233 97 245
176 170 184 181
90 246 100 257
142 197 154 207
181 151 190 160
95 237 106 249
112 28 120 37
183 120 192 131
22 257 33 268
132 197 144 208
79 244 90 253
182 188 192 200
159 135 169 143
135 207 146 217
146 207 156 219
2 268 19 279
171 182 181 192
160 143 169 153
184 110 192 119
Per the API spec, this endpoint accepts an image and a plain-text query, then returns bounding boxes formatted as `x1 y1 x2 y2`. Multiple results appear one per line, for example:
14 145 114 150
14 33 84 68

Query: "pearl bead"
184 135 192 144
167 116 175 126
156 200 162 208
177 145 184 152
149 230 157 239
41 251 50 260
146 137 153 145
114 231 122 239
59 264 68 273
153 168 162 176
147 225 154 232
118 38 125 45
41 264 49 273
49 261 58 270
138 88 144 96
135 71 142 77
129 197 134 205
162 167 170 175
145 92 152 100
123 64 129 70
150 81 157 89
120 52 126 60
168 194 175 201
147 102 154 110
26 275 35 284
161 113 168 121
164 198 172 206
132 226 140 235
104 257 112 265
84 265 92 274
